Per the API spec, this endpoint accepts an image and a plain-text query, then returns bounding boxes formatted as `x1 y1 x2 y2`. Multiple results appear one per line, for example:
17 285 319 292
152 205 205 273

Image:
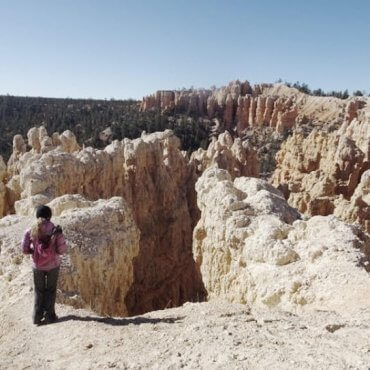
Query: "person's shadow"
55 315 185 326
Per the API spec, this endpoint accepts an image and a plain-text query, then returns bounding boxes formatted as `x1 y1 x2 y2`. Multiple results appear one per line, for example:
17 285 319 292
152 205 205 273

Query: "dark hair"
35 205 52 220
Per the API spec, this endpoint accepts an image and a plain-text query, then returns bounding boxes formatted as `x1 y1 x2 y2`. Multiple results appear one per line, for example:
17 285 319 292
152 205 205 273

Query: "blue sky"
0 0 369 99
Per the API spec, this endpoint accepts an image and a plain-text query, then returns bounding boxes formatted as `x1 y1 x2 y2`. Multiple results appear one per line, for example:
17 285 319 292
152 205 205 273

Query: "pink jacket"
21 220 67 271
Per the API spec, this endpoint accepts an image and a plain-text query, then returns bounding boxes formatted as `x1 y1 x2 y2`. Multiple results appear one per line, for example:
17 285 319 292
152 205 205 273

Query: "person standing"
21 205 67 325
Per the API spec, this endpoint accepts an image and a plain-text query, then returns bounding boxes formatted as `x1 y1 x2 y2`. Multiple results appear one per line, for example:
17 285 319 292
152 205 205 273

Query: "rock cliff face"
271 114 370 233
141 81 366 135
141 82 298 134
2 128 206 315
141 82 369 180
190 131 259 178
193 168 370 312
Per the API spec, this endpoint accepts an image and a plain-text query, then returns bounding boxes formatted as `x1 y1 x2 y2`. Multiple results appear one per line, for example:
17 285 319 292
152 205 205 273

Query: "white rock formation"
57 130 81 153
7 135 27 175
272 115 370 233
4 128 206 315
193 168 370 313
141 81 369 135
7 126 80 179
190 131 259 178
52 196 140 316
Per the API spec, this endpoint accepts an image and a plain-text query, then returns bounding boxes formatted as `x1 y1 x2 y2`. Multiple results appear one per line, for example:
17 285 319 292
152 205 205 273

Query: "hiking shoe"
33 318 46 326
45 313 58 324
33 314 44 326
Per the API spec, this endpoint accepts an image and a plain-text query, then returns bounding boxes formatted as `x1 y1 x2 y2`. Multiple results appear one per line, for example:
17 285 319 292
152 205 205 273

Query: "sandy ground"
1 283 370 370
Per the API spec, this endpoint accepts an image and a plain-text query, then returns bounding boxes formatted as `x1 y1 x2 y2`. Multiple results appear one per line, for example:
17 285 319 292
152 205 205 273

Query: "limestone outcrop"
141 82 369 183
141 82 298 134
2 107 368 318
140 81 367 136
271 115 370 233
193 168 370 313
190 131 259 178
53 196 140 316
3 128 206 315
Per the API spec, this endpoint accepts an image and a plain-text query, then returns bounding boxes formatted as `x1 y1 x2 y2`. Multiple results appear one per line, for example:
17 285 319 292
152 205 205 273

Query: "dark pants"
32 267 59 323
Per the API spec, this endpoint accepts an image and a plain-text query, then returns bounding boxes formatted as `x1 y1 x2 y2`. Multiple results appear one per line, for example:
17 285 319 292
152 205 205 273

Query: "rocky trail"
1 288 370 370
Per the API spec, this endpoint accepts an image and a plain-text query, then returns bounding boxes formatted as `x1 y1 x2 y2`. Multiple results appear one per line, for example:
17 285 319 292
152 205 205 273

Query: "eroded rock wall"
271 116 370 233
334 170 370 234
193 168 370 313
141 81 368 136
4 128 206 315
52 196 140 316
141 81 299 134
0 196 139 316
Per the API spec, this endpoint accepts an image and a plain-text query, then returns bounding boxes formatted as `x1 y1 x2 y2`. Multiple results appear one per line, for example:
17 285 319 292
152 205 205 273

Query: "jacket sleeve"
55 233 67 255
21 230 33 254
